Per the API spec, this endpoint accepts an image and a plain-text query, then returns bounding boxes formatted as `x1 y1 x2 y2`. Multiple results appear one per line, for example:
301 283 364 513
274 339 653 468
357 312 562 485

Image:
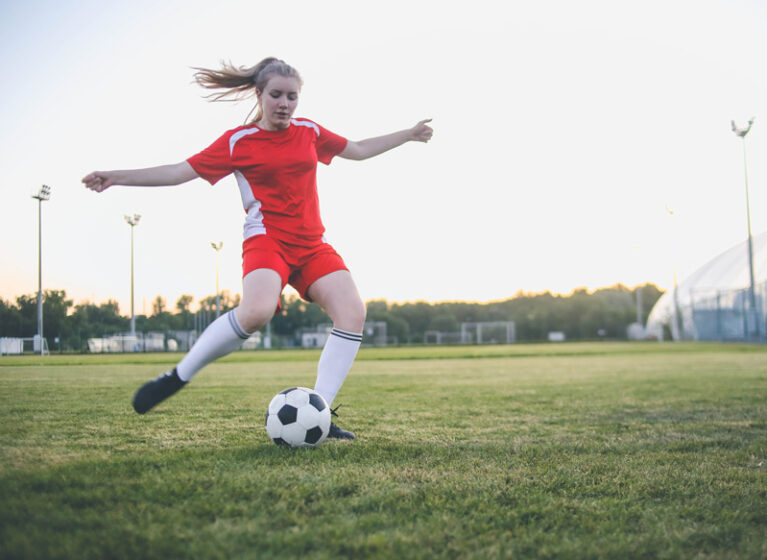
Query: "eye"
288 93 298 101
269 91 281 99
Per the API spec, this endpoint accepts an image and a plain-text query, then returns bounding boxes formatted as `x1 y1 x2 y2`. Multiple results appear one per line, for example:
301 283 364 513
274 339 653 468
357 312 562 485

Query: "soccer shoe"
327 404 356 439
328 422 356 440
132 368 187 414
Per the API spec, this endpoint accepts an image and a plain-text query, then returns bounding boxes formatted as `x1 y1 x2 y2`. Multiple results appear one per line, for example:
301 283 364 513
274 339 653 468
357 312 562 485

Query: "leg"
177 268 281 380
307 270 367 333
235 268 283 333
308 271 366 438
132 269 282 414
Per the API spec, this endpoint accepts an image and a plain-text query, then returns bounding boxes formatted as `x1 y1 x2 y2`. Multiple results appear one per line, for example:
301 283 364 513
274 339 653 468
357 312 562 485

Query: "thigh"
306 270 366 332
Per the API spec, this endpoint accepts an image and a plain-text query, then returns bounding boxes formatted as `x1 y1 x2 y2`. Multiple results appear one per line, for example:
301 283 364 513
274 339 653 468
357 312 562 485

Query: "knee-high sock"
314 328 362 406
176 310 251 382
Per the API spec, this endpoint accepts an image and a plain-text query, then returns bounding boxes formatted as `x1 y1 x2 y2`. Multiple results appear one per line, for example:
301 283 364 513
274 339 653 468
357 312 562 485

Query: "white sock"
314 328 362 406
176 310 251 382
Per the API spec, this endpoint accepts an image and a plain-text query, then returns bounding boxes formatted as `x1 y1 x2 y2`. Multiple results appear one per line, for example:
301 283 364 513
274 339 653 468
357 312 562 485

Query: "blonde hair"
192 57 303 123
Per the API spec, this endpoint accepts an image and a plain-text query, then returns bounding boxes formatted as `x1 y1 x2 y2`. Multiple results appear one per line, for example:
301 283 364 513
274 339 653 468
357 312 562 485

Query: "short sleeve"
187 132 233 185
314 124 348 165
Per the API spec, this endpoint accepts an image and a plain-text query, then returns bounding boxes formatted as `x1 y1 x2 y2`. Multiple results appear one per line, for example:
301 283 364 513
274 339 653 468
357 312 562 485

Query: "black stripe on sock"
331 328 363 342
228 311 251 340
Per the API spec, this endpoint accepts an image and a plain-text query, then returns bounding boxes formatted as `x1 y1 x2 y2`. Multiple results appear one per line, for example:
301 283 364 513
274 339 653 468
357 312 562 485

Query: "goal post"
0 337 50 355
460 322 516 344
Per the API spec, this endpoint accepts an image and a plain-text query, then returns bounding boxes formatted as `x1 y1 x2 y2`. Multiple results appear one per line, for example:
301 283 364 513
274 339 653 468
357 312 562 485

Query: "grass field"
1 342 765 559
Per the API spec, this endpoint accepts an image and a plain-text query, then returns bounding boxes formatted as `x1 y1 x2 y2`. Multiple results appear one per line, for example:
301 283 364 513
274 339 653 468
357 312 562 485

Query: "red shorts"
242 235 348 301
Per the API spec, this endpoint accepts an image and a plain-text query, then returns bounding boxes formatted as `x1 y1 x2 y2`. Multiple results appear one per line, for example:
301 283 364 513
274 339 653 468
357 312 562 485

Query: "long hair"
192 57 303 123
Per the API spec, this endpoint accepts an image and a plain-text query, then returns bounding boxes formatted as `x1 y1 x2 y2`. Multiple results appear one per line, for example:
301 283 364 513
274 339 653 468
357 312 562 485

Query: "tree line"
0 284 663 352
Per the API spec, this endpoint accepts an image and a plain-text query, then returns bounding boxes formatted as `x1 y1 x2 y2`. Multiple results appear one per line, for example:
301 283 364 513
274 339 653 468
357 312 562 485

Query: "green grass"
1 343 766 559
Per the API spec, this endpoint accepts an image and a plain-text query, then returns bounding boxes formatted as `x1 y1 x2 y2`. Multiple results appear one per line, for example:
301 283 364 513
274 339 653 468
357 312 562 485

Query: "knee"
235 304 274 334
335 298 366 333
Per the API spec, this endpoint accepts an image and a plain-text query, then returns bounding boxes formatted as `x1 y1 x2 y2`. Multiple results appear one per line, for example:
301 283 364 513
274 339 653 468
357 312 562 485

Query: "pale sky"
1 0 766 315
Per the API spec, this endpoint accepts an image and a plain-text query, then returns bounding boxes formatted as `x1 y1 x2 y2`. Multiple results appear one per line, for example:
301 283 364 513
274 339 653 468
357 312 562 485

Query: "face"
256 75 300 130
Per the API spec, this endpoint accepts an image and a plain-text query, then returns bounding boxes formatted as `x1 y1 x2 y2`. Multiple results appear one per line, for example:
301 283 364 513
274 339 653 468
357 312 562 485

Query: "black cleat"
327 404 356 439
132 368 187 414
328 422 356 440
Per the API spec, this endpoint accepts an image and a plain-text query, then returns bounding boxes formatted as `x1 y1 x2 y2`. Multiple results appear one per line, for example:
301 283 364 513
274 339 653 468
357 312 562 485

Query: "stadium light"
210 241 223 318
731 117 760 340
124 214 141 337
31 185 51 355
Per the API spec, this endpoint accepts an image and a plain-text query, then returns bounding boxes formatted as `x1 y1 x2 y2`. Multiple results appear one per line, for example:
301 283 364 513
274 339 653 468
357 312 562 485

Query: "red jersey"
187 118 348 247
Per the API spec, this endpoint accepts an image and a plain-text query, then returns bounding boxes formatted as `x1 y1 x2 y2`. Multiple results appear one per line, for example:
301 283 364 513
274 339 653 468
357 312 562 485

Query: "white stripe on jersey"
234 170 266 239
290 119 319 136
229 126 261 156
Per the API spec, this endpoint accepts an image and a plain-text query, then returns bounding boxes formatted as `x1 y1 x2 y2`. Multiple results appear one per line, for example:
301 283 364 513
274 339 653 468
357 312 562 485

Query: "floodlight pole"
665 204 682 341
731 118 760 340
32 185 51 354
632 245 643 326
124 214 141 336
210 242 223 318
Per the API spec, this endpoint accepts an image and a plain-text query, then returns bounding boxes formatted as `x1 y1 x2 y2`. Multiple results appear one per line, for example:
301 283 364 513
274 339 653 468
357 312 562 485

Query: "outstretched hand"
410 119 434 143
82 171 116 193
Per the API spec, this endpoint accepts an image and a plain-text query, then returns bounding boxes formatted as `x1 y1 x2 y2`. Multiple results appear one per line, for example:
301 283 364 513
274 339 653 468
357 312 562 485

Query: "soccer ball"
265 387 331 447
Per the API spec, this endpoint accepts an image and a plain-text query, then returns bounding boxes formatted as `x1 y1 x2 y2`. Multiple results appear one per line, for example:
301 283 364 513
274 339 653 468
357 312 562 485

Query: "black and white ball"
265 387 331 447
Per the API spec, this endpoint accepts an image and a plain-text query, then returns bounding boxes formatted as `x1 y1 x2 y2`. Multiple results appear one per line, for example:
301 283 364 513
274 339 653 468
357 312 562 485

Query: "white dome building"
647 231 767 342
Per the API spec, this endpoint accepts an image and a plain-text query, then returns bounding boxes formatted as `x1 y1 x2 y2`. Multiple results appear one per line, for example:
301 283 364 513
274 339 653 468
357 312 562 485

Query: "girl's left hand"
410 119 434 143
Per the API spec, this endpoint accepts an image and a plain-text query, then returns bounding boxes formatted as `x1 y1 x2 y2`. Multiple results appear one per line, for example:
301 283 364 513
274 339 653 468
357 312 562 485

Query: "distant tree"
174 294 195 330
199 290 240 314
383 314 410 344
428 313 460 333
0 282 665 351
152 296 166 316
389 301 435 343
0 298 21 337
10 290 73 343
366 300 388 317
271 294 329 340
176 294 194 313
13 294 38 337
67 299 127 351
42 290 74 346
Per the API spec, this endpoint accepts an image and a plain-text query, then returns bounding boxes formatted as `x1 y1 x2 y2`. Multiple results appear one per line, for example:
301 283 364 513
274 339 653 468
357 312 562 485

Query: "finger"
85 177 107 191
83 172 104 185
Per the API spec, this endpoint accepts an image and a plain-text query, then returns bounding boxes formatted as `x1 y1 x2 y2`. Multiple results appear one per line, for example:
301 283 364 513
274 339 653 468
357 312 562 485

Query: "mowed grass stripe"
1 344 766 559
1 341 763 367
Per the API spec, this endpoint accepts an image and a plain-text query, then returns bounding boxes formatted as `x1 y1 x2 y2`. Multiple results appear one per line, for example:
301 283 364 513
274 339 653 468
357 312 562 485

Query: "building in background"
647 231 767 342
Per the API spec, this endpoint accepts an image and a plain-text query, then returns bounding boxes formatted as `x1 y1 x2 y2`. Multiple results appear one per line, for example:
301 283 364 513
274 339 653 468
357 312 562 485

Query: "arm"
339 119 433 161
82 161 200 193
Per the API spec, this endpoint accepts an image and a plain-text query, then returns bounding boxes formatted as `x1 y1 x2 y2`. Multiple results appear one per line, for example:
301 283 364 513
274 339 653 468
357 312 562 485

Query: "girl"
82 57 433 439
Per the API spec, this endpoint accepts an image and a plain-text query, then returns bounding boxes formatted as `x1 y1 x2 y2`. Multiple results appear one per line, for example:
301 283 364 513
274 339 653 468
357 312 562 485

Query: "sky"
1 0 767 316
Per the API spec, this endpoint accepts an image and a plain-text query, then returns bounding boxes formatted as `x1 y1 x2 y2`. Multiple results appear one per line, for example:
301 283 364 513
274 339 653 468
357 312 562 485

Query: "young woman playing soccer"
82 57 433 439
